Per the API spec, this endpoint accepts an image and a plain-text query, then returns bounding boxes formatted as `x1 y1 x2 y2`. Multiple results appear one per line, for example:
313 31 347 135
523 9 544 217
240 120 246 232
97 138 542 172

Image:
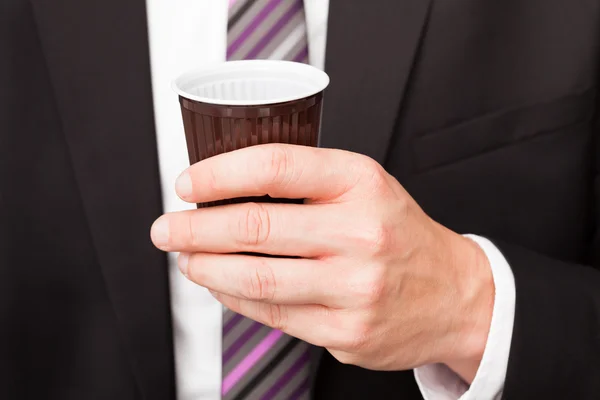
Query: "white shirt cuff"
414 235 516 400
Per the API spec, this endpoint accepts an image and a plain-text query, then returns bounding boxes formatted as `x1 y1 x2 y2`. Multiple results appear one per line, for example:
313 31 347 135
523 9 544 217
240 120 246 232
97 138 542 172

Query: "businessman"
2 0 600 399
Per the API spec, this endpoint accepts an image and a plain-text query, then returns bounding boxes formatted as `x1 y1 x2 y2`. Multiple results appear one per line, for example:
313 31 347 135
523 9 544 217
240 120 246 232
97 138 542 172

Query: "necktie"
222 1 311 399
227 0 309 62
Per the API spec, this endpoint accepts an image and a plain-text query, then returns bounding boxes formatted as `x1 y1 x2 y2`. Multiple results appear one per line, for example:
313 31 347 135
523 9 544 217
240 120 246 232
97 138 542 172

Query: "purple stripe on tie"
223 322 263 364
227 0 281 58
222 329 284 395
292 45 309 62
223 313 244 336
244 0 303 59
288 376 310 400
260 351 309 400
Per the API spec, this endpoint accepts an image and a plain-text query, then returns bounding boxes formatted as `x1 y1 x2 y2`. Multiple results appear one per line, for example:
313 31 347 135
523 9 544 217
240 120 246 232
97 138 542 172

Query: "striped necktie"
222 2 312 399
227 0 309 63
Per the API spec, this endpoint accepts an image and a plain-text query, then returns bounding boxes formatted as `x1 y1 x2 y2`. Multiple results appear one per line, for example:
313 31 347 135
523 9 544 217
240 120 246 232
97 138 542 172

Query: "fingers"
180 252 337 306
175 144 365 203
151 202 355 257
210 291 338 348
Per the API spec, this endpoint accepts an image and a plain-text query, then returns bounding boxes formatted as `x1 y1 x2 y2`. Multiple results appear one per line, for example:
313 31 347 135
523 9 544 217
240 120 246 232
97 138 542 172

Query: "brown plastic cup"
173 60 330 208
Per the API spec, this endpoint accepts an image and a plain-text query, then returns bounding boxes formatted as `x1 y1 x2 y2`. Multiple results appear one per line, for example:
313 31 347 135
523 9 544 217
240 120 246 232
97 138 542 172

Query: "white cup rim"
172 60 330 106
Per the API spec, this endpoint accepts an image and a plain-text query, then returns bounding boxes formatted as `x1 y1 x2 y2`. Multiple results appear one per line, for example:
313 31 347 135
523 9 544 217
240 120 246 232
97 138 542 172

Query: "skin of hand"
151 144 494 383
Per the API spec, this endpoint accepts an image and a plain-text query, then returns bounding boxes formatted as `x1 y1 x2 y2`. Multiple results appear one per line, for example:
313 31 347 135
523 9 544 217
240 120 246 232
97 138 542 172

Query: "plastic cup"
172 60 330 208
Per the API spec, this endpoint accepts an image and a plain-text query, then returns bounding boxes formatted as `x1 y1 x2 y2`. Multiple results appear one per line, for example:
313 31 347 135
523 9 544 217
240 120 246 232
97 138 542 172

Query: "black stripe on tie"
228 0 260 31
232 337 300 400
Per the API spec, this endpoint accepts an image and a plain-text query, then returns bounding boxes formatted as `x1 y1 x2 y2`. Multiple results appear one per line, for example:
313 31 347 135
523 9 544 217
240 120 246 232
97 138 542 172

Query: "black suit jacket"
2 0 600 399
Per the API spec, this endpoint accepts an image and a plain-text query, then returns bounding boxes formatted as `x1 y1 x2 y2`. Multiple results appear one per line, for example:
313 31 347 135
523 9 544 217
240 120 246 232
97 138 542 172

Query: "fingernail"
151 218 170 248
176 171 193 200
178 253 189 277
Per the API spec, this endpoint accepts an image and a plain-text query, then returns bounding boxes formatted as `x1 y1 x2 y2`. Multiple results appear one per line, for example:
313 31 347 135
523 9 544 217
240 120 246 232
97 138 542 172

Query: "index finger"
175 144 363 204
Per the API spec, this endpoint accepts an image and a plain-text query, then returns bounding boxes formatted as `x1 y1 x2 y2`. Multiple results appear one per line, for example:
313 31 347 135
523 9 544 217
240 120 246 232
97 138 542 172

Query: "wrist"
442 233 495 383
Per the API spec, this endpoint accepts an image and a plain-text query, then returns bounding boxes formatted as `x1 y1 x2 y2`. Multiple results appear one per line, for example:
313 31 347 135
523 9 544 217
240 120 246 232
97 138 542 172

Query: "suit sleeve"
495 101 600 398
416 114 600 399
493 238 600 399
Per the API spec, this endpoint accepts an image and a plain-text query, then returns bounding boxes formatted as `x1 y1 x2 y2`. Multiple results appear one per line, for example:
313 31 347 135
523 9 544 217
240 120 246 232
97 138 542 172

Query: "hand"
150 144 494 381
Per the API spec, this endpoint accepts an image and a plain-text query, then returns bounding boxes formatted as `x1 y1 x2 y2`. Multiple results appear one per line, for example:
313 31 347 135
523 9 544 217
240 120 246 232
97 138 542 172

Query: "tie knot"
227 0 309 63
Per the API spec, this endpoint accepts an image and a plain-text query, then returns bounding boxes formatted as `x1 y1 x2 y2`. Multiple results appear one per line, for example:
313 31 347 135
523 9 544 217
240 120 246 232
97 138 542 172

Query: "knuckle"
263 145 290 186
331 351 358 366
205 166 219 192
187 213 202 248
359 157 388 192
345 320 371 352
185 254 205 283
237 203 271 246
366 224 393 255
262 303 287 330
363 274 387 305
349 267 387 306
352 223 393 256
241 258 276 301
359 156 382 172
331 314 371 353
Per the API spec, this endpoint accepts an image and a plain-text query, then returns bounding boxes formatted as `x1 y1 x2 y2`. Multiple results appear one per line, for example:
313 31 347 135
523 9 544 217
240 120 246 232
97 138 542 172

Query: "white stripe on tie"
268 22 307 60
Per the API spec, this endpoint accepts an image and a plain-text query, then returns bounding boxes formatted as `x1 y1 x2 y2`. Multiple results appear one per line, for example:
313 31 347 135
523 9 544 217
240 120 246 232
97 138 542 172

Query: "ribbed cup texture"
179 92 323 208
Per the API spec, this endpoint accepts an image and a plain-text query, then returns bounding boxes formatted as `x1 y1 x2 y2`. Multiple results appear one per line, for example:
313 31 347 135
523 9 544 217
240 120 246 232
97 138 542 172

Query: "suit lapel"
30 0 175 398
320 0 433 165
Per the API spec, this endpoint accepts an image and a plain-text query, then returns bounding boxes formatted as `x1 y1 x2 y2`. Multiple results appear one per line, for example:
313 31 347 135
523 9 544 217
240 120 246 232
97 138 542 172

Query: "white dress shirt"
144 1 515 399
